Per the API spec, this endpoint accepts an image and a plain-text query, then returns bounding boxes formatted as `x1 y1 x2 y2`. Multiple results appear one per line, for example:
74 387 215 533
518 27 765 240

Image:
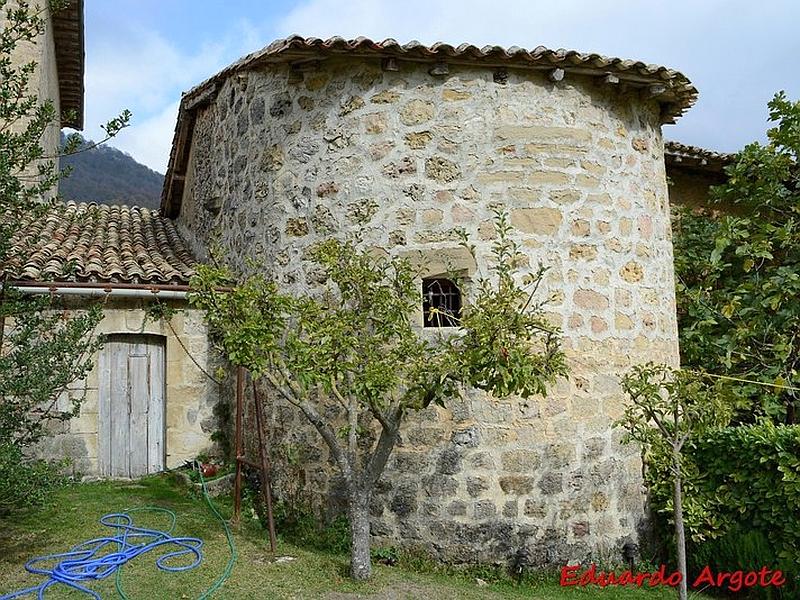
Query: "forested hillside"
59 134 164 209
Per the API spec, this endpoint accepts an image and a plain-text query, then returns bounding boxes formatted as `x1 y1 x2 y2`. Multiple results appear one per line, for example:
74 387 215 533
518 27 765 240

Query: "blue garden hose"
1 472 237 600
0 509 203 600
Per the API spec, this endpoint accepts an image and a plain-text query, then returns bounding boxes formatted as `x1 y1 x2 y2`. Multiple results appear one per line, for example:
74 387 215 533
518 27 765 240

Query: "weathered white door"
98 334 165 478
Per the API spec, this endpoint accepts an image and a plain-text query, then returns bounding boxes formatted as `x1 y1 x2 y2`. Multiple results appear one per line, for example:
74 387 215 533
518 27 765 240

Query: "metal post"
232 366 244 524
252 379 278 553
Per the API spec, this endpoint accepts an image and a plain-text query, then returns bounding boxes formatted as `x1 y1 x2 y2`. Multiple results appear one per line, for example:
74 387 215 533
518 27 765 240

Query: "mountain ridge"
59 134 164 210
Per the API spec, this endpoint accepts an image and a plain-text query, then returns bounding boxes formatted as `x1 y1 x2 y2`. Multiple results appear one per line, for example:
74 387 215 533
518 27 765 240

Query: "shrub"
690 527 797 599
0 442 66 515
696 423 800 562
270 499 350 554
645 422 800 596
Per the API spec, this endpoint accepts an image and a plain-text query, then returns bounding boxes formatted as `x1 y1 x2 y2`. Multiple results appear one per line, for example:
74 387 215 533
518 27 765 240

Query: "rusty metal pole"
252 378 278 553
232 366 244 524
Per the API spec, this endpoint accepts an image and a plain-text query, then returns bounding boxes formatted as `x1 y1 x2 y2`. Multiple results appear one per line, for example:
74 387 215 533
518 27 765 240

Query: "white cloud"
107 101 180 173
80 20 266 172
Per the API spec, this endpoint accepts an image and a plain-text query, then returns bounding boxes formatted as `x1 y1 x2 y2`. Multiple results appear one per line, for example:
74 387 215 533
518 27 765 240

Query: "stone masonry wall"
3 0 61 181
32 298 221 476
667 167 726 211
176 57 679 565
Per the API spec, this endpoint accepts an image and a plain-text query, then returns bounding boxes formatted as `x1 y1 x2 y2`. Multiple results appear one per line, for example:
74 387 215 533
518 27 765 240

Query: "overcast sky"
79 0 800 174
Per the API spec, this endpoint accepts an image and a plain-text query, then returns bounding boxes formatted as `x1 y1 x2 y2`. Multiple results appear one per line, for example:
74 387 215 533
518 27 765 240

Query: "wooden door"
98 334 165 478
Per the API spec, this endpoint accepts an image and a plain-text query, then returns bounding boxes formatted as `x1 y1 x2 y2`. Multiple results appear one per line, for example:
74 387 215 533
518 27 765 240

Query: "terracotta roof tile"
665 141 734 173
185 36 698 121
4 202 197 285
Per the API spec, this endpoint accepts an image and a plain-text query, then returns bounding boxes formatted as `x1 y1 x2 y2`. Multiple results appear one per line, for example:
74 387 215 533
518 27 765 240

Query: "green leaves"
452 211 567 399
189 211 568 579
190 211 566 469
673 92 800 423
0 290 103 446
654 422 800 571
617 364 733 449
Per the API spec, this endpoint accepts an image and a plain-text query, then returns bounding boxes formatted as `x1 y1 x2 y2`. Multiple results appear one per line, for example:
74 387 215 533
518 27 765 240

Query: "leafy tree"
673 92 800 423
189 212 567 580
0 0 129 510
616 364 732 600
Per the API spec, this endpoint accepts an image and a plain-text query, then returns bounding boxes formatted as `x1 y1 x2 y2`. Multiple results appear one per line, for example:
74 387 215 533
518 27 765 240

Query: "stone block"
425 156 460 182
573 289 609 310
466 476 490 498
437 448 463 475
404 131 433 149
478 171 526 184
474 500 497 519
569 244 597 260
422 475 458 498
503 500 518 518
496 126 591 144
389 481 418 517
400 99 435 125
510 208 562 235
442 89 472 101
365 113 388 134
451 426 479 448
524 499 547 518
371 90 399 103
448 500 468 516
620 260 644 282
538 472 563 495
499 475 535 495
501 449 541 472
339 95 365 116
468 452 496 470
528 171 570 186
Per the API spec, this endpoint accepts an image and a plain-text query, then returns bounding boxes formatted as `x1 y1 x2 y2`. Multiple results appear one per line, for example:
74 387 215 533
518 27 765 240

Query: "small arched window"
422 278 461 327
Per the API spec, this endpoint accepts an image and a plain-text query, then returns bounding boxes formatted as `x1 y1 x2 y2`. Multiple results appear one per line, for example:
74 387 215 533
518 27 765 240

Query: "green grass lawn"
0 475 692 599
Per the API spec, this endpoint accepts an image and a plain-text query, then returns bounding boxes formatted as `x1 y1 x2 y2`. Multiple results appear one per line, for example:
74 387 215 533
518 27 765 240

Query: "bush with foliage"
0 441 65 516
673 92 800 424
696 423 800 563
690 527 796 599
645 422 800 596
617 363 732 600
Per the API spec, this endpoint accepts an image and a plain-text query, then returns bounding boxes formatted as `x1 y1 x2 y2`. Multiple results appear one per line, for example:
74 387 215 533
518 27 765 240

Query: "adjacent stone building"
6 202 221 476
665 141 732 209
4 1 222 478
160 36 698 564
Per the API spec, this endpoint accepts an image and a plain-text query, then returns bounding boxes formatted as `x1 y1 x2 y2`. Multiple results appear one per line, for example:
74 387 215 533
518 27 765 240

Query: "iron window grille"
422 278 461 327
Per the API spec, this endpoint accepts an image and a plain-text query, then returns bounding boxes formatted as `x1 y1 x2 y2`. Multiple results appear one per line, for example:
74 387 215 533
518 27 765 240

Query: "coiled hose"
1 471 237 599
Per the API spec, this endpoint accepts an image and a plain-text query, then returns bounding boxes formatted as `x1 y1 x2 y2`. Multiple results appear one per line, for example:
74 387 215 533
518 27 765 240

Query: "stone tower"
162 36 696 565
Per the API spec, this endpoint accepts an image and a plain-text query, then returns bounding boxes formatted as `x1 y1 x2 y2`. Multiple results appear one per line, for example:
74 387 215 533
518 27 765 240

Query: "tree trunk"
348 486 372 580
673 448 688 600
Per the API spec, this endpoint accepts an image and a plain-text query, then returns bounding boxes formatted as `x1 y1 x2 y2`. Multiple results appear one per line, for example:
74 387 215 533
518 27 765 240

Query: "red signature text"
560 563 786 593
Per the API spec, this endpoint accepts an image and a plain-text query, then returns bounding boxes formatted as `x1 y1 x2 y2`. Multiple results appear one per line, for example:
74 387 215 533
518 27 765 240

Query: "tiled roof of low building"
4 202 197 285
664 142 736 164
162 35 698 217
664 141 734 173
